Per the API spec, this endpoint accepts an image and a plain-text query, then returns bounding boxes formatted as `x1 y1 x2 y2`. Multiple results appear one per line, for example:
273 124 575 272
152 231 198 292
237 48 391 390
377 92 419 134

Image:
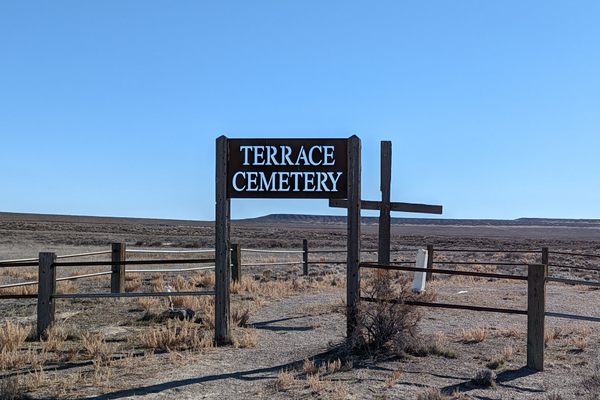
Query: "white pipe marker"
412 248 428 293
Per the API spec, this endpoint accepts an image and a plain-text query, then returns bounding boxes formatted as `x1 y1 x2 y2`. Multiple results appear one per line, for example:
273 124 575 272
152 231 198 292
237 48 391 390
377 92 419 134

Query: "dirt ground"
1 213 600 399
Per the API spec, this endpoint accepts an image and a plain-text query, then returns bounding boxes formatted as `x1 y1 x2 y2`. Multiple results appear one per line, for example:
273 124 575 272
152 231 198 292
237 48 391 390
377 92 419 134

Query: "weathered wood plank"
231 243 241 283
37 252 56 339
330 198 442 214
215 135 231 345
527 263 547 371
347 135 361 337
111 243 126 293
426 244 434 281
378 141 391 265
303 239 309 276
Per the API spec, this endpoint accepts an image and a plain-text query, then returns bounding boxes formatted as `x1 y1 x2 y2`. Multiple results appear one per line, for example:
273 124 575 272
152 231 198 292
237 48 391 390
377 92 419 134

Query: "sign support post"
215 135 231 345
346 135 361 338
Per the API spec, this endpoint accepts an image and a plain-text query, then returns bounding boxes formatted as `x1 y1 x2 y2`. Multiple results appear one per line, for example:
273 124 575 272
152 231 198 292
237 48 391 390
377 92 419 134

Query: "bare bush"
351 273 432 355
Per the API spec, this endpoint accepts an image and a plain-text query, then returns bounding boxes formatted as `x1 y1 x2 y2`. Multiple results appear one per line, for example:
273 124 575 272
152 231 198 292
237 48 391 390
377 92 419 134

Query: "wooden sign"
226 138 348 199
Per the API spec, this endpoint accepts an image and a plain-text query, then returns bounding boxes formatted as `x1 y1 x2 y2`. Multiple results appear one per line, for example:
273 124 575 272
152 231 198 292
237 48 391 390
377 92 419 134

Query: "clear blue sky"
1 1 599 220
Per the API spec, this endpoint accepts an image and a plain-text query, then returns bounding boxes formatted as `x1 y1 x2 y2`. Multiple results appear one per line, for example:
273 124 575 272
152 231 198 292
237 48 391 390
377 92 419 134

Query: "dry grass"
232 328 258 348
125 279 142 292
384 370 402 388
571 336 589 351
274 370 297 391
136 320 213 352
545 327 562 347
303 358 318 375
56 280 79 294
41 324 68 352
416 388 468 400
0 321 31 353
461 327 488 343
81 333 112 362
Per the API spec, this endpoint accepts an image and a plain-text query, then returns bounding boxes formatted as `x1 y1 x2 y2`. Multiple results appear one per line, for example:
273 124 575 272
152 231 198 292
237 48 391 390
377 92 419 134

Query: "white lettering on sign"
229 141 347 198
239 145 338 167
231 171 343 193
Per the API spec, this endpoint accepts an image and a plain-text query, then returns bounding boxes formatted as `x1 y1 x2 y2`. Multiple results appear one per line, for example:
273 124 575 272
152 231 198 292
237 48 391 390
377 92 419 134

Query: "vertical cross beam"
215 135 231 345
347 135 361 338
378 141 392 265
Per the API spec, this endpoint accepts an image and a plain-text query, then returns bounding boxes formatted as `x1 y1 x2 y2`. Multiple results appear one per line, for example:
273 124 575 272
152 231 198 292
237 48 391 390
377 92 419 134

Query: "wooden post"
231 243 241 283
111 243 126 293
527 263 547 371
302 239 309 276
37 252 56 339
378 141 391 266
426 244 434 281
541 247 549 265
347 135 361 338
215 135 231 345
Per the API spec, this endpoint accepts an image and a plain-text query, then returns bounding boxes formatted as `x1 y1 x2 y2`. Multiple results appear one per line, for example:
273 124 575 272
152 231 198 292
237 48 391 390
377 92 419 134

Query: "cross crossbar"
329 199 442 215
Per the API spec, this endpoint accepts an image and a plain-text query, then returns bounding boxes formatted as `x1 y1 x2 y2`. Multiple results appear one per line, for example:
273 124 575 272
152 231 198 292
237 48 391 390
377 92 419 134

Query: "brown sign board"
226 138 349 199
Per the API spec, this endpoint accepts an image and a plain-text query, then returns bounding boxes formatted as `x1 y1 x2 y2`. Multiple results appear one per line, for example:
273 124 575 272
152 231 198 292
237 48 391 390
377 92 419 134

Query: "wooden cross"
329 141 443 264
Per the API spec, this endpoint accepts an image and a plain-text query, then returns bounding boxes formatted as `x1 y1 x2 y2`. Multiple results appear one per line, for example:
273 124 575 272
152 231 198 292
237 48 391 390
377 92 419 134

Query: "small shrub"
471 369 496 387
351 273 432 355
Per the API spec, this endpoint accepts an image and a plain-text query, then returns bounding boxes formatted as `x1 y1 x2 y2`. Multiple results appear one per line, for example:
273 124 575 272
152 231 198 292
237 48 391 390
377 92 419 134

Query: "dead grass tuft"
232 328 258 348
56 280 79 294
42 324 68 352
0 322 31 353
137 320 213 352
461 327 488 344
274 370 297 391
81 333 112 362
384 370 402 388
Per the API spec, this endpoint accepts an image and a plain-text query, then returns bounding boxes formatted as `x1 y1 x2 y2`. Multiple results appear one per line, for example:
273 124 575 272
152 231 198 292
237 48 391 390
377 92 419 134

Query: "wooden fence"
2 241 600 365
358 260 546 371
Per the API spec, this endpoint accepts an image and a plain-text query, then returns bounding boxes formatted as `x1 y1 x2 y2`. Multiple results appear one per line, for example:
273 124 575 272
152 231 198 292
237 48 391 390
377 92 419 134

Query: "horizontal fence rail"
52 291 215 300
548 250 600 259
433 261 528 267
434 248 538 253
360 296 528 315
241 248 304 254
53 259 215 267
360 262 528 281
127 248 215 254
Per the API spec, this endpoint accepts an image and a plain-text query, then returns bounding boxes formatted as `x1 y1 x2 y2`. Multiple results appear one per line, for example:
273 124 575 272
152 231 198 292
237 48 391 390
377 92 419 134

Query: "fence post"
111 243 126 293
303 239 309 276
37 252 56 339
527 263 547 371
541 247 549 266
426 244 434 281
231 243 241 283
